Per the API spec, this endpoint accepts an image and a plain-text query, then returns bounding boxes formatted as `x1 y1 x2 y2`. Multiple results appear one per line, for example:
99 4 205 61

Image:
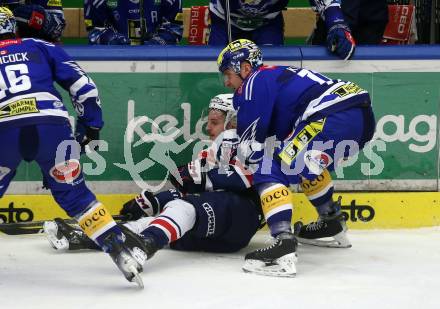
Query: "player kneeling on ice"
217 39 376 277
0 7 147 288
44 94 265 272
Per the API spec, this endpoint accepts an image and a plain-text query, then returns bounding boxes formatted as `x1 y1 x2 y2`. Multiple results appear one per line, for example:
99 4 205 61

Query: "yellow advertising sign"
1 193 440 229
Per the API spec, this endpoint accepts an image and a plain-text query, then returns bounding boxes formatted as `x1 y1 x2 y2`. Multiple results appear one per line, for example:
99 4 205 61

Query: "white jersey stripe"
77 88 99 104
69 75 90 96
266 204 292 220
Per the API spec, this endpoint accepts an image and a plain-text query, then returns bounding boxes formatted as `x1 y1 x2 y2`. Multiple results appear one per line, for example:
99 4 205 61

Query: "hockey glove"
120 189 181 220
144 35 167 45
169 160 208 194
326 24 356 60
120 190 160 220
88 27 129 45
14 5 66 42
75 120 101 153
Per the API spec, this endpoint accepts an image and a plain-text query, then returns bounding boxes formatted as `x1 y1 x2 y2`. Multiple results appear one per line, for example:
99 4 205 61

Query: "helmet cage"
208 94 236 129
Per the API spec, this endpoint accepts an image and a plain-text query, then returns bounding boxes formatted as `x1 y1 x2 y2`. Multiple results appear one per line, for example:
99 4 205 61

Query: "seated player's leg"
208 14 231 46
35 123 148 287
251 13 284 46
43 187 182 251
139 198 197 250
242 179 298 277
169 190 262 253
43 216 157 251
208 14 248 45
0 127 22 201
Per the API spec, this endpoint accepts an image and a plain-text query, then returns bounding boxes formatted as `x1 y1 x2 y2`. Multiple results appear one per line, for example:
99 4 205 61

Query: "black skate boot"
103 224 160 288
294 198 351 248
242 232 298 277
118 224 159 260
102 231 146 288
43 218 99 251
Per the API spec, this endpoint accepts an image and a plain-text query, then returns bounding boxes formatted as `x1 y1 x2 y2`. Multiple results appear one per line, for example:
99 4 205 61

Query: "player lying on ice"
43 94 265 268
44 92 356 278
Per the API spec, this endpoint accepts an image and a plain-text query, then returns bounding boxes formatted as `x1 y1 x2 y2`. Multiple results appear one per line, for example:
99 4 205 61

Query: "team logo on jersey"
49 159 81 184
332 82 364 97
0 98 39 119
238 118 263 166
304 150 333 175
243 0 263 3
278 119 326 165
53 101 63 108
201 202 215 236
107 0 118 9
47 0 62 7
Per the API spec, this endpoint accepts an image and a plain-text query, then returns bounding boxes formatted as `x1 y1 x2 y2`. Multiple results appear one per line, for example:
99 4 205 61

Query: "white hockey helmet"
208 93 236 129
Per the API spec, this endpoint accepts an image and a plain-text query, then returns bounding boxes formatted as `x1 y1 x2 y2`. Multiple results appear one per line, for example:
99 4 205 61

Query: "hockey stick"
0 215 128 236
139 0 146 44
225 0 232 43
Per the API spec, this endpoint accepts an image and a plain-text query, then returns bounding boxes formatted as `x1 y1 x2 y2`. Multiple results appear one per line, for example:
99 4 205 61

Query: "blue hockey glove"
144 35 167 45
326 24 356 60
75 120 101 153
13 5 65 42
88 27 129 45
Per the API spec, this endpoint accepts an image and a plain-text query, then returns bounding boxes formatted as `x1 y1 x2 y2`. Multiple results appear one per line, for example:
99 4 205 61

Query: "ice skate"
242 232 297 277
43 218 98 251
103 224 159 288
294 213 352 248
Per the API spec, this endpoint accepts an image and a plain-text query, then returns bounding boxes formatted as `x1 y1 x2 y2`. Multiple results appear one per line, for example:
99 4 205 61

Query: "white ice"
1 228 440 309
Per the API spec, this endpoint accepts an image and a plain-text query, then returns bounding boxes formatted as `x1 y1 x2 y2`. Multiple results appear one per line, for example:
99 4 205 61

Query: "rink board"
1 192 440 229
7 46 440 192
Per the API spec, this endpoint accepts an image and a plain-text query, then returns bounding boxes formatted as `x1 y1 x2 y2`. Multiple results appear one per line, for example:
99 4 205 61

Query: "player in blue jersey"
209 0 355 60
217 39 375 277
84 0 183 45
0 7 150 287
309 0 389 45
1 0 65 42
44 94 264 260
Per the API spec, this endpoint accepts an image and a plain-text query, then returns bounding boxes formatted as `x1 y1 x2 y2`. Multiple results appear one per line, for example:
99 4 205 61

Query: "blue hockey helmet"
217 39 263 74
0 7 16 35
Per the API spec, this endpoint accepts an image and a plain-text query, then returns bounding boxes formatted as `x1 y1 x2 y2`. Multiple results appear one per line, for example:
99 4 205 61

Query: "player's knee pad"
160 199 196 236
259 183 293 221
76 202 117 242
300 169 334 208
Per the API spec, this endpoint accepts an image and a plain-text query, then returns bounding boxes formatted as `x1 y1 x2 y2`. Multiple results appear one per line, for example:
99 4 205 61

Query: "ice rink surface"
1 228 440 309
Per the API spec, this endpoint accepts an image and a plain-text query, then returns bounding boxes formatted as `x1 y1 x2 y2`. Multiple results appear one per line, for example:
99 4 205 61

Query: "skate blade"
242 253 297 278
43 221 69 250
128 265 144 289
297 232 352 248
